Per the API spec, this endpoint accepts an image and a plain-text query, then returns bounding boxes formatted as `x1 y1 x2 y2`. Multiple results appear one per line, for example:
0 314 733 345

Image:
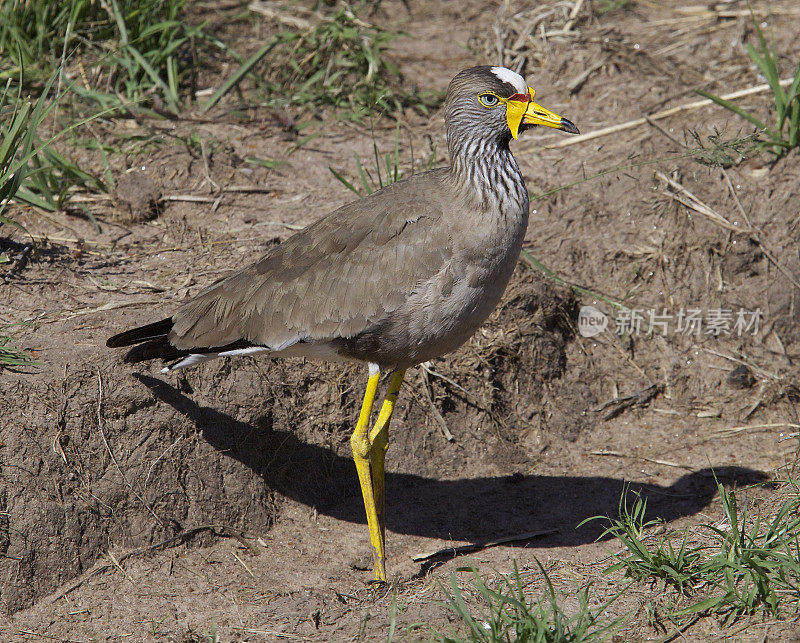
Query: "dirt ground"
2 0 800 640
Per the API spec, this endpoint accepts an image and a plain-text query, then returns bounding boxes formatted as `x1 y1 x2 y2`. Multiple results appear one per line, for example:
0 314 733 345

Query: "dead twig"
590 450 693 470
143 435 184 492
420 361 469 395
714 422 800 438
163 185 277 202
657 171 746 234
411 529 558 563
567 59 605 94
645 116 685 147
546 78 796 149
563 0 585 32
25 234 112 248
230 549 256 578
232 629 304 640
702 348 780 381
420 361 502 425
7 243 33 274
419 367 455 442
55 298 162 321
223 185 279 194
106 550 135 584
51 365 70 465
594 383 663 420
199 140 219 194
162 194 218 203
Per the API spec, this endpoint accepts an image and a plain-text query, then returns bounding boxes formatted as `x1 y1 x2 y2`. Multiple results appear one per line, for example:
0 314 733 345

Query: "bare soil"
2 0 800 640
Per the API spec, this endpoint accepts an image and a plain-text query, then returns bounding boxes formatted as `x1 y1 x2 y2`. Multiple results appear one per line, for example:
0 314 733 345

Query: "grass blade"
749 12 786 110
328 166 363 197
201 39 279 112
355 154 372 195
125 44 177 111
695 89 770 132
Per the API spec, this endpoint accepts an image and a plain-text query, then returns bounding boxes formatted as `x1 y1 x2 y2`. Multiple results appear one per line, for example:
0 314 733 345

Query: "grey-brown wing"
169 171 453 351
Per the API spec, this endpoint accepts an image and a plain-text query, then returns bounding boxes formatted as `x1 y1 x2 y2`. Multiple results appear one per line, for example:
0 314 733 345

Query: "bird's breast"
358 201 529 370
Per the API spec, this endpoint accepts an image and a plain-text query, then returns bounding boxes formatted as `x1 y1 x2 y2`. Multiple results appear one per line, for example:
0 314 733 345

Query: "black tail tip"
106 317 174 349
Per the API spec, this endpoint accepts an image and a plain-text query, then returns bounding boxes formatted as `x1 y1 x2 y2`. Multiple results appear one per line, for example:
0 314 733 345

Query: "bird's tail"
106 317 173 348
106 317 190 363
107 317 257 367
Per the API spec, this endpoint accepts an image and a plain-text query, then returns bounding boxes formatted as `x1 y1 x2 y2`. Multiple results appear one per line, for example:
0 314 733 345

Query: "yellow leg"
349 368 406 582
367 370 405 581
350 370 381 576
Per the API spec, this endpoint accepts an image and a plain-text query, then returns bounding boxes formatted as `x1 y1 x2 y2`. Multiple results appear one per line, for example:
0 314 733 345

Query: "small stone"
727 365 756 389
349 555 371 571
112 170 162 223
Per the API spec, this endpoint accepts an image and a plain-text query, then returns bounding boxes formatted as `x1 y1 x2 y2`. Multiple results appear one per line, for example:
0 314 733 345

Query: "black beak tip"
561 118 580 135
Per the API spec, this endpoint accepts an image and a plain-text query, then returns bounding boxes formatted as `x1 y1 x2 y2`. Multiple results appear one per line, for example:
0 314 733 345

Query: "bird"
107 65 578 582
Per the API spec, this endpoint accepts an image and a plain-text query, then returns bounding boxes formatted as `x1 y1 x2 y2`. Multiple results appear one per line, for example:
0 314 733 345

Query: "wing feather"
169 170 453 351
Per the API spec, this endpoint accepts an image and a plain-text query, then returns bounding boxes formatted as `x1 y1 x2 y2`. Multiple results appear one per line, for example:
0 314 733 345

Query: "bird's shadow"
134 374 768 549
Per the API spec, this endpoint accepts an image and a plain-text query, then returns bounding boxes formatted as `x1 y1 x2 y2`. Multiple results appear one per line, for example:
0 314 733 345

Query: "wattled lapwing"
107 66 578 582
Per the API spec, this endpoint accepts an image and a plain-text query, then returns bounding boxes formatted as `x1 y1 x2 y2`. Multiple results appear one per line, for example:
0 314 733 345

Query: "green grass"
1 72 60 227
0 0 222 233
245 156 287 170
329 122 403 197
329 122 437 197
205 619 218 643
0 68 108 233
582 486 705 593
588 481 800 624
432 562 622 642
203 4 442 120
595 0 634 15
0 0 228 113
688 129 760 167
682 480 800 621
419 477 800 640
0 330 35 367
697 11 800 158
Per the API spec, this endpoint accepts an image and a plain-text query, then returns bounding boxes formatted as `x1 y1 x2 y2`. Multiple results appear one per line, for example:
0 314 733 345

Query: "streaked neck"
446 133 528 214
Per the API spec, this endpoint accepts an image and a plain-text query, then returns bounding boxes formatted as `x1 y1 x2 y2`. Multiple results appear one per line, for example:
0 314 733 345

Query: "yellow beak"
506 86 580 140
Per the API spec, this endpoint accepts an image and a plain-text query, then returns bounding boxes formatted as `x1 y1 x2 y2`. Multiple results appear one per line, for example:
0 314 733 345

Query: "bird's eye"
478 93 500 107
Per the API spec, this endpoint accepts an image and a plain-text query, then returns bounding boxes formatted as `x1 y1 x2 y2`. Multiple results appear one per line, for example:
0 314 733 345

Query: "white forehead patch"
490 66 527 93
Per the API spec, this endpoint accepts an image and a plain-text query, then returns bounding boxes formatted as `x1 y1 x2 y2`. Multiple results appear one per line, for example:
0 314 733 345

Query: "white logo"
578 305 608 337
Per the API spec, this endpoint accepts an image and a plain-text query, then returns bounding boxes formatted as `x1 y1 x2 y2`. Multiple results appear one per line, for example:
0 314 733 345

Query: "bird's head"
444 66 579 144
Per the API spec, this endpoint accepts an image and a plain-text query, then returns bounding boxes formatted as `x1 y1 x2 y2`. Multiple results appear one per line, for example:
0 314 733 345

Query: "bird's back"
168 169 456 356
